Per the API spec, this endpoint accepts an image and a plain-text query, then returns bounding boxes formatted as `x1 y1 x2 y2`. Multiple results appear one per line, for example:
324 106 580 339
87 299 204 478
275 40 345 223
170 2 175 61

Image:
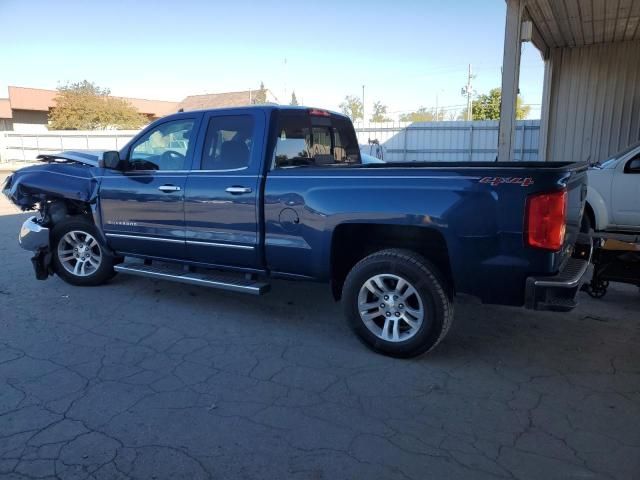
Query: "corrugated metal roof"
526 0 640 48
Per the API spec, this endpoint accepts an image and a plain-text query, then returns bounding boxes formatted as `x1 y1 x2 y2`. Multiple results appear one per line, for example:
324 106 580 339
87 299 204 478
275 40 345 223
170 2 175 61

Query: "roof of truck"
172 104 346 117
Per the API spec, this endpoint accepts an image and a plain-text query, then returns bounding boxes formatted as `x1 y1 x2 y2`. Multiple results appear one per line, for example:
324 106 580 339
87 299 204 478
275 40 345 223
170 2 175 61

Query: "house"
0 86 278 132
178 89 278 111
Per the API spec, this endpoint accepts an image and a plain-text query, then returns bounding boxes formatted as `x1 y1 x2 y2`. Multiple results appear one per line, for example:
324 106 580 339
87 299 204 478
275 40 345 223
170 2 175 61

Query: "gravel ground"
0 172 639 479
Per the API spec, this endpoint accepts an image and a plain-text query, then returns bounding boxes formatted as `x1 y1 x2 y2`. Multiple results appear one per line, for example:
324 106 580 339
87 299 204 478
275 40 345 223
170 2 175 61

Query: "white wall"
355 120 540 162
1 130 140 162
546 40 640 164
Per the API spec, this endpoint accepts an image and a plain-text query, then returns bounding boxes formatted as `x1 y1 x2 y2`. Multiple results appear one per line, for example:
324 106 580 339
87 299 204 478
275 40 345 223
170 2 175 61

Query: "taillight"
525 190 567 251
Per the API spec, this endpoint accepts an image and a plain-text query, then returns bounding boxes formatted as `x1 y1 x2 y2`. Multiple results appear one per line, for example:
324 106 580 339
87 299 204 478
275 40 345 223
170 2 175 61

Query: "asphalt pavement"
0 172 638 479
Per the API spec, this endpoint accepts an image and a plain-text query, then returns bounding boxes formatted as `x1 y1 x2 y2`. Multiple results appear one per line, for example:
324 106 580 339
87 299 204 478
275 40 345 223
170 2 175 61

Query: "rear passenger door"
183 110 266 269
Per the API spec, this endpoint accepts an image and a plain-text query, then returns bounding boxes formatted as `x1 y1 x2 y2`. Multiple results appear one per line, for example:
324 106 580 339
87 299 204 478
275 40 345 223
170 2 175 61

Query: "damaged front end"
19 217 52 280
2 157 102 280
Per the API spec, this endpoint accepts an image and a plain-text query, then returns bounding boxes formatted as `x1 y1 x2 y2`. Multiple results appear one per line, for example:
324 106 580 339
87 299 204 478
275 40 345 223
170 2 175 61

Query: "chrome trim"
19 216 50 251
186 240 254 250
105 233 184 244
158 185 181 192
225 186 252 194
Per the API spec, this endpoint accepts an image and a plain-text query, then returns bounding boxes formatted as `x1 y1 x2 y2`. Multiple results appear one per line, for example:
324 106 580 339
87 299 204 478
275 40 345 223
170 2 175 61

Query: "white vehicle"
584 141 640 233
361 152 385 164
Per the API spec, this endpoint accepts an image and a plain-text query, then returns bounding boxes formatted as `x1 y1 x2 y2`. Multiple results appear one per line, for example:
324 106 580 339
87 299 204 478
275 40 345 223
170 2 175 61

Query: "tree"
458 88 531 121
339 95 363 121
252 82 267 104
370 101 391 122
399 107 444 122
290 91 299 106
48 80 146 130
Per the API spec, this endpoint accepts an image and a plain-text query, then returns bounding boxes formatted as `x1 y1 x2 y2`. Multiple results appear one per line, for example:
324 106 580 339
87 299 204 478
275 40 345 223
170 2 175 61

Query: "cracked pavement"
0 173 639 479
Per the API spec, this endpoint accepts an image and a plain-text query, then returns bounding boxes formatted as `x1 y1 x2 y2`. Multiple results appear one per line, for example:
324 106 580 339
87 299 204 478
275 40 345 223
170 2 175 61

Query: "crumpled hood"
2 162 100 210
36 150 103 167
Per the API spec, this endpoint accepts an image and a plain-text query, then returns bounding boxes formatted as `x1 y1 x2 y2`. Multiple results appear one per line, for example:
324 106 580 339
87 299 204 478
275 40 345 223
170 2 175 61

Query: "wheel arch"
585 185 609 231
329 223 453 301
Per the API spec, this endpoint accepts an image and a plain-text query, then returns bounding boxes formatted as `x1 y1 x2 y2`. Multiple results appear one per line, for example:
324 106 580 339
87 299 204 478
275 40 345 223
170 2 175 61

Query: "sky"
1 0 545 120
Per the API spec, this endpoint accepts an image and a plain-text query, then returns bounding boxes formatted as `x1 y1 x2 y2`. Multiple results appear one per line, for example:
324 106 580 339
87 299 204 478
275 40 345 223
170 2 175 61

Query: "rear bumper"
19 216 50 251
525 240 592 312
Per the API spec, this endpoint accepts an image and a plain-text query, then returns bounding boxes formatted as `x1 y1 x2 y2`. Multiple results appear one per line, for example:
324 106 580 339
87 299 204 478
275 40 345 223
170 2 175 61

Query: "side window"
625 155 640 173
274 115 312 168
201 115 255 171
274 112 361 169
129 120 194 171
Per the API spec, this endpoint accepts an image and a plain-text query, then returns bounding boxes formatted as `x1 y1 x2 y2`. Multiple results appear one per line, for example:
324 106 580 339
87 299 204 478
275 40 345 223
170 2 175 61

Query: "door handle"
225 186 252 194
158 185 181 192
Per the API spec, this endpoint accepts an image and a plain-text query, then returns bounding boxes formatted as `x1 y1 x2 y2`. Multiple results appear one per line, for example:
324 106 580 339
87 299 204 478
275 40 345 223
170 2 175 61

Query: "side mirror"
100 151 122 170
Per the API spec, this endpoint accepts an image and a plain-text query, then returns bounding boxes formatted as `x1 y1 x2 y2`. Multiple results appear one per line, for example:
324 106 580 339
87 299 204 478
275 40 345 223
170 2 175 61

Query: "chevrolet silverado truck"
3 106 591 357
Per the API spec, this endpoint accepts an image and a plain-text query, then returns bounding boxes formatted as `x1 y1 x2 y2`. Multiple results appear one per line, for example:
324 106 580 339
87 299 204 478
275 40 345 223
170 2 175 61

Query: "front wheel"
52 217 115 286
342 249 453 358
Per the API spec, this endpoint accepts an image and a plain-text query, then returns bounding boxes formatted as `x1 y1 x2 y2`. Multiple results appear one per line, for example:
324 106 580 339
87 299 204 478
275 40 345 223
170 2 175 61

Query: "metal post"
362 85 365 126
469 125 474 161
21 135 25 161
86 134 90 149
35 135 40 158
497 0 524 162
403 127 408 161
520 124 525 161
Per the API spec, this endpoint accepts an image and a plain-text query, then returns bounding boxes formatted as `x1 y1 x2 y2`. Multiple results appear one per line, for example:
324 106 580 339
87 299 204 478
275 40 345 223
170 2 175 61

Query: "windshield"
597 140 640 167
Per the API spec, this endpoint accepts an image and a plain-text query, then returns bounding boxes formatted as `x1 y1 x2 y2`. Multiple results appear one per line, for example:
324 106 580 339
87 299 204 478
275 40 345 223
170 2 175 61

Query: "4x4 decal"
479 176 534 187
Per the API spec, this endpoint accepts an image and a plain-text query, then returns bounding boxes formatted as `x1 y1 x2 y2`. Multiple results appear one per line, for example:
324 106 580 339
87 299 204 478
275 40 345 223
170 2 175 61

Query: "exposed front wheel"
342 249 453 358
52 218 115 286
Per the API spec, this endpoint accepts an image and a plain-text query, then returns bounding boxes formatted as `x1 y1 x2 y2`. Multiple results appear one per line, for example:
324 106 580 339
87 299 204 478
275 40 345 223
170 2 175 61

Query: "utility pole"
362 85 365 126
461 64 475 121
283 58 288 105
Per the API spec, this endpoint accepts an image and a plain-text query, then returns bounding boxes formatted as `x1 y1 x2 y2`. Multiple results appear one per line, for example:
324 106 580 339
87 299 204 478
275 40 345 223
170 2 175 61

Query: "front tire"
52 217 115 286
342 249 453 358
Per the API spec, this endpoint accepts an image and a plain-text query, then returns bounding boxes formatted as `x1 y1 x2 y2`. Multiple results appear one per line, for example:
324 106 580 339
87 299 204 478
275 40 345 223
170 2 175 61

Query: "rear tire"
52 217 115 286
342 248 453 358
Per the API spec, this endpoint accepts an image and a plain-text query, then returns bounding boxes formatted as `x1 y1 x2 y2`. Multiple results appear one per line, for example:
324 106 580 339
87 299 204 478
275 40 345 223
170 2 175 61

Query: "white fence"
355 119 541 162
0 120 541 164
0 130 139 163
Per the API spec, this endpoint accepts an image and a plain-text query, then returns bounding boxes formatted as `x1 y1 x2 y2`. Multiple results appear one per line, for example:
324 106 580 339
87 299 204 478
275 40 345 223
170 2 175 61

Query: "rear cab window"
273 110 361 168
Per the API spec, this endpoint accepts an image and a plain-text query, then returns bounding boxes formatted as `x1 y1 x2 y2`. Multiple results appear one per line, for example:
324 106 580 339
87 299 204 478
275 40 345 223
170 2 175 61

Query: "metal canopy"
526 0 640 49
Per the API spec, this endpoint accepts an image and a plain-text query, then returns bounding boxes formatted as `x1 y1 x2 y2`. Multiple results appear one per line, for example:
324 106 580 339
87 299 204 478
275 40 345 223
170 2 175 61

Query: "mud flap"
31 249 53 280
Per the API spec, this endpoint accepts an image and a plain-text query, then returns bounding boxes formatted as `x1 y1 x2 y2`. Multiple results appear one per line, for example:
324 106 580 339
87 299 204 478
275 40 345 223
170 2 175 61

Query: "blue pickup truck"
3 106 591 357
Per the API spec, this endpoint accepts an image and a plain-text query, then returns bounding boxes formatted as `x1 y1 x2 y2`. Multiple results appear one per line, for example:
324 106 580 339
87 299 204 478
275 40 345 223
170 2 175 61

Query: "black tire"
342 248 453 358
51 217 116 286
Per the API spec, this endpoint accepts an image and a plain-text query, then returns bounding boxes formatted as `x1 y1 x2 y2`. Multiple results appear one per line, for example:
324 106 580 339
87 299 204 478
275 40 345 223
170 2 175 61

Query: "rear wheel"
342 249 453 358
52 217 115 286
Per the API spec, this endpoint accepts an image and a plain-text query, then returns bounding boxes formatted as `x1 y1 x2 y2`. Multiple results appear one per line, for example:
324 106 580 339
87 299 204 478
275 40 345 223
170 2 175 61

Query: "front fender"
585 185 609 231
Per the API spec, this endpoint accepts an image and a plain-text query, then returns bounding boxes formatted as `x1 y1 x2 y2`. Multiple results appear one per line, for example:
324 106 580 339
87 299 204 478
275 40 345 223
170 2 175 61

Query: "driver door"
99 115 201 259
